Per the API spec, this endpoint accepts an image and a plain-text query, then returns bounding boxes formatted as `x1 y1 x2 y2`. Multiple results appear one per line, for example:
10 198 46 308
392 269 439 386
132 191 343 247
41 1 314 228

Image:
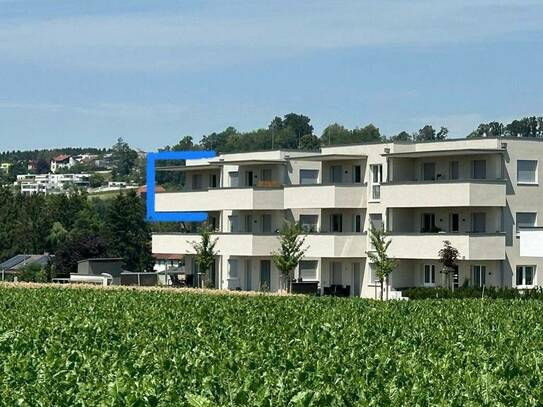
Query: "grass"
0 284 542 405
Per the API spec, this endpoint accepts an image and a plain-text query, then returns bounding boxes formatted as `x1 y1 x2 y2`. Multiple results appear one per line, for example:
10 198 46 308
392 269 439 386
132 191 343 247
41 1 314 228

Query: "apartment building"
152 137 543 298
17 173 90 195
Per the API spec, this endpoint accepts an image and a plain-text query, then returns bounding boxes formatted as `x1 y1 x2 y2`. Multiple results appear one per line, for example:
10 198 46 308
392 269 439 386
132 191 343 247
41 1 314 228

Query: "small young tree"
189 225 218 289
438 240 459 290
272 222 308 293
366 228 398 300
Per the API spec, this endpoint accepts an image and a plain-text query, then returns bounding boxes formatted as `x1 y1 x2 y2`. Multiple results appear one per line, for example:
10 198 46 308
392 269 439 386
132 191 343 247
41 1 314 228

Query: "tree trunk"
380 279 384 300
385 275 389 300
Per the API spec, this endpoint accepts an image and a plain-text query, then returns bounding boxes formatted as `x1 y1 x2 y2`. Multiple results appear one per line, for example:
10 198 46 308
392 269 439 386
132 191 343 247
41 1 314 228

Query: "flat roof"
77 258 123 263
209 158 287 166
292 153 366 161
155 164 221 172
382 148 505 158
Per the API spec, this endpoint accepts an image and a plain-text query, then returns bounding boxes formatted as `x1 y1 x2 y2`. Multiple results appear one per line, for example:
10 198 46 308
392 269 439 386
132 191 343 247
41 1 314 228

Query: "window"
209 174 218 188
516 265 535 288
229 215 239 233
299 260 318 281
208 215 218 231
471 265 486 288
300 169 319 185
450 161 459 180
450 213 459 232
331 262 342 285
369 213 383 231
331 214 343 232
261 214 272 233
244 215 253 233
423 162 436 181
423 264 436 286
421 213 436 233
471 212 486 233
472 160 487 179
353 214 362 233
261 168 272 182
229 171 239 188
370 164 382 200
353 165 362 183
246 171 254 187
244 260 252 291
299 215 318 232
228 259 239 279
330 165 342 183
191 174 202 190
516 212 536 231
517 160 538 184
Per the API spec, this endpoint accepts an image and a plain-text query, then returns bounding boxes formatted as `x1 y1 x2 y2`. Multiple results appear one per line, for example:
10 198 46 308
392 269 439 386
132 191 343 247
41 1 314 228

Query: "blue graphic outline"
146 150 216 222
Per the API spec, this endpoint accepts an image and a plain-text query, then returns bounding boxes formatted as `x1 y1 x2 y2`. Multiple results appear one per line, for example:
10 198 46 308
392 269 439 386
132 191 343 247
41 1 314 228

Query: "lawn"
0 285 542 406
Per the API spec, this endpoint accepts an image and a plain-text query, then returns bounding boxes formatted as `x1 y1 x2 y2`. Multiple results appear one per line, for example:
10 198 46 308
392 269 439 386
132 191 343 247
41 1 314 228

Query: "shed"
77 258 123 285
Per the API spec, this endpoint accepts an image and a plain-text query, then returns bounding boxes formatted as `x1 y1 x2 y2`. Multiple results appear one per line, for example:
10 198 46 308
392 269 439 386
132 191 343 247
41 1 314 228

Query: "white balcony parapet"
381 180 506 208
386 233 505 260
155 187 284 212
153 233 367 258
284 184 367 209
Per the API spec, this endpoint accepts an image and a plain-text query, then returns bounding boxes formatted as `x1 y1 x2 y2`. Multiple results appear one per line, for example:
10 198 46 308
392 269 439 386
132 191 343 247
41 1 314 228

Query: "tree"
19 263 48 283
298 134 321 150
111 138 138 181
468 122 504 138
391 131 412 141
54 233 109 277
105 191 153 272
366 228 398 300
436 126 449 140
438 240 459 290
272 222 308 293
189 225 218 288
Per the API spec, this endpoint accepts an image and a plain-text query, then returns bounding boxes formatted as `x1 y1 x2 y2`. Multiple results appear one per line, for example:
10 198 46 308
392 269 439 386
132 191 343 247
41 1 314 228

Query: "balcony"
155 187 284 212
386 233 505 260
284 184 367 209
380 180 506 208
153 233 367 258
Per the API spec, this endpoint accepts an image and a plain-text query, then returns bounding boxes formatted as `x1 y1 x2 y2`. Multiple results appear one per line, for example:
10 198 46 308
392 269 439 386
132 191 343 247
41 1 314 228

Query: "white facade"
17 173 90 195
152 137 543 297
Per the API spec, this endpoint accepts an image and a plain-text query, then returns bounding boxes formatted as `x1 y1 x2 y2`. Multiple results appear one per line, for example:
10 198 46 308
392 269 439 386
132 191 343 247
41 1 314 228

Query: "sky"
0 0 542 152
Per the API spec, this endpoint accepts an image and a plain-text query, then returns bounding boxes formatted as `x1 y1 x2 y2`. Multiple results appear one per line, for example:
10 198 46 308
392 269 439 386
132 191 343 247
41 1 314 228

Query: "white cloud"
0 0 541 72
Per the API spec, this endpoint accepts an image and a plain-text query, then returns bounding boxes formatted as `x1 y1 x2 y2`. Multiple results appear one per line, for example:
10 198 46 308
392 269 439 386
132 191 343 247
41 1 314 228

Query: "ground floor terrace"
180 255 519 298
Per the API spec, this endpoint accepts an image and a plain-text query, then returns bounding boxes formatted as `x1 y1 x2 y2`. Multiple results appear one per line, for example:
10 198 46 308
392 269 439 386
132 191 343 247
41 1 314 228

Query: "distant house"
0 254 50 280
50 155 75 173
0 163 11 174
27 160 38 172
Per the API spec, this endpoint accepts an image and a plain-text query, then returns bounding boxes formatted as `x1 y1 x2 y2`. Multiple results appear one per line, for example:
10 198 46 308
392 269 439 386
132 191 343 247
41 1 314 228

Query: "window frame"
516 265 536 289
516 212 537 232
471 265 487 288
423 264 436 287
471 159 487 180
299 260 318 281
517 159 538 185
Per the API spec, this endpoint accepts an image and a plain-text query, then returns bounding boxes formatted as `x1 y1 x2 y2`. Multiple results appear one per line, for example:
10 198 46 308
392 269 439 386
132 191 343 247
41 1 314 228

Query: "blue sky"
1 0 542 151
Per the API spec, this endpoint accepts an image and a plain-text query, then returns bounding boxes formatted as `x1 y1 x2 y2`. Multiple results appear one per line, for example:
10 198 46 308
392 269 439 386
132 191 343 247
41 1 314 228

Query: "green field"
0 285 542 406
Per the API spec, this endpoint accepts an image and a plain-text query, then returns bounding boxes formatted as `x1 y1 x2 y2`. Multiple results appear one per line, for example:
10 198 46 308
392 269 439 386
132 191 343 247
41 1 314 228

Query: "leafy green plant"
272 222 307 293
189 225 218 288
366 227 398 300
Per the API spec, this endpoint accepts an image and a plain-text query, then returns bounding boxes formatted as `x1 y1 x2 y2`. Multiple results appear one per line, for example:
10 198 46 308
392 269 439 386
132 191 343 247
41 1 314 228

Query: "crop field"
0 285 542 406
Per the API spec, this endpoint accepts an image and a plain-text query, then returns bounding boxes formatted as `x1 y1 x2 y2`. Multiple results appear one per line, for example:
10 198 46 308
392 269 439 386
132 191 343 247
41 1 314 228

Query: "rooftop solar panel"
0 255 31 269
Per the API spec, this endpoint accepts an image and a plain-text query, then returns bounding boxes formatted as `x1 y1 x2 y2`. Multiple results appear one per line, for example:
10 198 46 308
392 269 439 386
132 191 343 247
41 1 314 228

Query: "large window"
517 160 538 184
299 215 318 232
516 212 537 231
228 259 239 279
471 265 486 288
516 265 535 288
423 264 436 286
261 168 272 182
331 262 342 285
261 214 272 233
331 214 343 233
472 160 487 180
353 165 362 183
369 213 383 231
423 162 436 181
330 166 342 183
471 212 486 233
300 169 319 185
191 174 202 190
449 161 459 180
209 174 218 188
353 214 362 233
299 260 318 281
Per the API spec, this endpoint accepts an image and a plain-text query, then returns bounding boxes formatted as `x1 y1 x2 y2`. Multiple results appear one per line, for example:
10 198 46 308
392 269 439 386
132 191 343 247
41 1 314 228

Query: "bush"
403 286 543 300
18 263 48 283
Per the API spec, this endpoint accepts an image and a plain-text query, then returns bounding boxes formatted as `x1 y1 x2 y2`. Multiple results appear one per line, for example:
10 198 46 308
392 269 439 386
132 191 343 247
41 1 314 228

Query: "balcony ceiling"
382 148 504 158
209 158 287 166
